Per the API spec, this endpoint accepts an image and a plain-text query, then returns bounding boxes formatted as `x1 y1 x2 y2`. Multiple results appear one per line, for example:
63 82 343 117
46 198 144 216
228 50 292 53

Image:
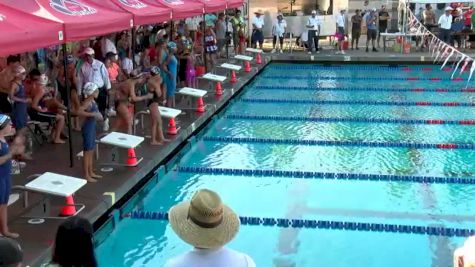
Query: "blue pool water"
97 63 475 267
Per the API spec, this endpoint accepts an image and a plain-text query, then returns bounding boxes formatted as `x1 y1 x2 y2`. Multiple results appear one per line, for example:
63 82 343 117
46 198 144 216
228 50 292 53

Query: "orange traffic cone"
126 148 138 166
60 195 76 217
244 61 251 72
197 97 205 113
168 118 178 135
230 70 237 83
215 82 223 96
256 53 262 64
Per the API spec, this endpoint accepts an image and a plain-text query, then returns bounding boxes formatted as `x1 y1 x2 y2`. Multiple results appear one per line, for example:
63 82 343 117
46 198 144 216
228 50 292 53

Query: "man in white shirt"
76 47 111 131
271 13 287 53
251 9 265 49
335 9 346 54
438 7 453 43
306 10 321 53
165 189 256 267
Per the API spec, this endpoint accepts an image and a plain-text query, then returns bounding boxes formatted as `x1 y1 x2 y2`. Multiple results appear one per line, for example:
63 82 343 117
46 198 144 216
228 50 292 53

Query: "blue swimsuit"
82 101 98 152
166 55 178 98
12 84 27 130
0 141 12 205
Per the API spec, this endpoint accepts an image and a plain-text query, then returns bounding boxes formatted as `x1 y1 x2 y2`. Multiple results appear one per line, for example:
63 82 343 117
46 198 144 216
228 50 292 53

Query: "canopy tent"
226 0 245 9
197 0 228 13
2 0 133 42
156 0 204 20
404 0 473 2
0 4 63 56
108 0 172 26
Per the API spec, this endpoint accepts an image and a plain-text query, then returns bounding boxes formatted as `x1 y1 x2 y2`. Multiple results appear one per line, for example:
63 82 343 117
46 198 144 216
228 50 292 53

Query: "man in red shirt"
463 6 474 29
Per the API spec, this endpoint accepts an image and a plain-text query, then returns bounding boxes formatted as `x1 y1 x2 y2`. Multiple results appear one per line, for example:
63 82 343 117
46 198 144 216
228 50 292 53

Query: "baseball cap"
83 47 95 56
445 6 453 11
0 237 23 266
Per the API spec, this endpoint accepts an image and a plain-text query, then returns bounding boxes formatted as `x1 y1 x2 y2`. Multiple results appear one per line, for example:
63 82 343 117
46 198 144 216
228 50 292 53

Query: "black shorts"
251 30 264 44
352 30 361 39
367 29 377 40
28 109 56 123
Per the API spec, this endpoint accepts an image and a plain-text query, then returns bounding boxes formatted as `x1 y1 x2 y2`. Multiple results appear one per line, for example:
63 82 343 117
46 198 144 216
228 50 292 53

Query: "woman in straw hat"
251 9 265 49
454 236 475 267
165 189 256 267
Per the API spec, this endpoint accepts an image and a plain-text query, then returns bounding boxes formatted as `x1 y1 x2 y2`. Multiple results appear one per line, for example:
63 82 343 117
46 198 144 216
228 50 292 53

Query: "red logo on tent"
119 0 147 9
50 0 97 16
163 0 184 5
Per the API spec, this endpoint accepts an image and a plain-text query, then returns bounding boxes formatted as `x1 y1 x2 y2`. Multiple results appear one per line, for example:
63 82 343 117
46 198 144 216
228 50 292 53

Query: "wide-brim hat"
168 189 240 249
254 9 263 15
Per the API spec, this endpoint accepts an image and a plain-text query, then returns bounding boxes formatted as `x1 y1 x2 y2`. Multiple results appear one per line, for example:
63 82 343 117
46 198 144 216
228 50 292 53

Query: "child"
0 114 25 238
185 45 197 88
148 67 169 145
77 83 103 183
164 42 178 108
10 66 28 131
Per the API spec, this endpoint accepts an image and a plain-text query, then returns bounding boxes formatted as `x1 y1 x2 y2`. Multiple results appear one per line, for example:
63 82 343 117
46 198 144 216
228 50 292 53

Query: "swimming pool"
96 63 475 267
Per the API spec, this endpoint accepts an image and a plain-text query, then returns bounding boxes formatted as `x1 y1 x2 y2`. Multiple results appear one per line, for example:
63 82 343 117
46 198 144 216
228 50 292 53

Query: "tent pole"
62 44 74 168
131 27 136 69
225 9 230 59
170 21 174 41
203 13 208 72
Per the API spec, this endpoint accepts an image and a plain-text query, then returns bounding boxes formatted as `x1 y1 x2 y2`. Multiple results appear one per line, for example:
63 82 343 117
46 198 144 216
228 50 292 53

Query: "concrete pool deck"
12 49 475 266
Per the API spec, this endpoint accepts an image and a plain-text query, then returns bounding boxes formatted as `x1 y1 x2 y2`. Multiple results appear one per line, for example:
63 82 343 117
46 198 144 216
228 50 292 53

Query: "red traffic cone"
196 97 205 113
168 118 178 135
215 82 223 96
230 70 237 83
126 148 138 166
60 195 76 217
256 53 262 64
244 61 251 72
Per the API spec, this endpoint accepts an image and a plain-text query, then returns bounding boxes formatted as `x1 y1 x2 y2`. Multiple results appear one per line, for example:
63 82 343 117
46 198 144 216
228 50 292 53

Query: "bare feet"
91 173 102 179
85 177 97 183
2 232 19 238
53 139 66 144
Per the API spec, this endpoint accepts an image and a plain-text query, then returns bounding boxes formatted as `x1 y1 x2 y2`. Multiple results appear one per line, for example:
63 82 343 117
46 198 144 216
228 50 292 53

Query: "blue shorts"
252 30 264 44
0 177 11 205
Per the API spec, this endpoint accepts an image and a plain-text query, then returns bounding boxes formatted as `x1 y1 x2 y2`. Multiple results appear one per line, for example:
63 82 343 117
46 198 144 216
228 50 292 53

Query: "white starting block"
99 132 144 167
234 55 253 61
202 73 227 82
246 48 263 53
159 106 182 135
220 63 242 71
178 87 207 113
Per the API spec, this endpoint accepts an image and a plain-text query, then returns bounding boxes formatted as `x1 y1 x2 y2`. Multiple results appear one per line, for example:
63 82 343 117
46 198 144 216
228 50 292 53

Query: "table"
21 172 86 218
380 32 426 52
99 132 144 167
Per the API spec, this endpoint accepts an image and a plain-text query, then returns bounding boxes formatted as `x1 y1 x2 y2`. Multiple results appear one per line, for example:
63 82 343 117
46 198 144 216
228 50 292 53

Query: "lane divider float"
253 85 475 93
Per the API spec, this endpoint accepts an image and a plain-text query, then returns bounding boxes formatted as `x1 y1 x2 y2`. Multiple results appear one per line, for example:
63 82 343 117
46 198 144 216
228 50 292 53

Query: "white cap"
311 10 317 14
83 82 98 96
83 47 95 55
445 6 453 11
372 8 377 11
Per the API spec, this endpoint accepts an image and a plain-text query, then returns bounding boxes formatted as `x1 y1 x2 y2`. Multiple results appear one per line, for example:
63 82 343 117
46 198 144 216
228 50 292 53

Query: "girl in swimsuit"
10 66 28 131
164 42 178 108
77 83 103 183
113 70 153 134
0 114 25 238
148 67 170 145
56 57 81 131
29 75 66 144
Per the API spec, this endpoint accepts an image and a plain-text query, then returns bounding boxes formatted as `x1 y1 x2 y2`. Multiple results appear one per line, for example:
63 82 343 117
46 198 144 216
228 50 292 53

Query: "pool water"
97 63 475 267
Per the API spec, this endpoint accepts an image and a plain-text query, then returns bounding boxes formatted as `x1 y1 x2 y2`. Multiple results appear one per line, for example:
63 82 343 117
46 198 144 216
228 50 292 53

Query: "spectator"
216 13 227 58
377 5 390 48
366 8 378 52
0 237 23 266
204 26 218 69
231 10 246 54
0 114 25 239
451 8 464 48
351 10 363 50
439 7 453 43
50 216 98 267
77 82 102 183
165 189 256 267
0 55 21 113
271 13 287 53
100 35 118 61
56 55 81 131
28 75 66 144
423 4 436 31
335 9 347 54
306 10 321 54
76 47 111 132
121 49 134 79
251 10 265 49
10 66 28 131
463 7 474 30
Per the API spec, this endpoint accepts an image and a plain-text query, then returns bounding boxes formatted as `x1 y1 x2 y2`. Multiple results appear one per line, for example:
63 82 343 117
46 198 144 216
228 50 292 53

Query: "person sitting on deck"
165 189 256 267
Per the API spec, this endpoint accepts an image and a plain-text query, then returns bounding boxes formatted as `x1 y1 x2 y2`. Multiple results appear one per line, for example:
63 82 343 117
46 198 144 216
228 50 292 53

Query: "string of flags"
406 8 474 86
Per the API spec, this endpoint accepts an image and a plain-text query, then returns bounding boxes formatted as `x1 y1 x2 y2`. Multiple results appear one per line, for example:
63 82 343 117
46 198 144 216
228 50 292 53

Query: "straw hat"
168 189 240 249
254 9 263 15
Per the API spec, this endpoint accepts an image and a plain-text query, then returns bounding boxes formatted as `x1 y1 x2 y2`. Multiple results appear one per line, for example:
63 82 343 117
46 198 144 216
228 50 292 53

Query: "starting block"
178 87 207 113
234 55 253 62
158 106 182 135
202 73 227 95
246 48 263 53
219 63 242 83
99 132 144 167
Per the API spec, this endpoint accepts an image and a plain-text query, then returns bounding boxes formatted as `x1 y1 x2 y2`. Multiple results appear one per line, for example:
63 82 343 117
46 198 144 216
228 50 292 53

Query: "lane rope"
270 65 458 72
253 85 475 93
259 75 468 82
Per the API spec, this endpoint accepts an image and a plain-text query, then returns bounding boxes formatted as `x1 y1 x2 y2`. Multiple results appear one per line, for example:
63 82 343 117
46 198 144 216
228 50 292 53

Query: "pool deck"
13 49 475 266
